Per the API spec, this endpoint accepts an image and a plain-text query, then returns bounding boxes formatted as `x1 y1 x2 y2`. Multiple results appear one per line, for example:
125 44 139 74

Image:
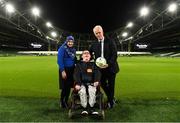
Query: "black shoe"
107 101 114 109
113 97 116 104
81 108 88 115
90 107 99 115
113 97 119 104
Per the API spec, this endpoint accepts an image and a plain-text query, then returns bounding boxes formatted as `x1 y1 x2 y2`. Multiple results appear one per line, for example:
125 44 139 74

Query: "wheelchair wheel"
98 92 104 110
68 109 73 118
68 91 81 119
96 92 105 119
100 110 105 119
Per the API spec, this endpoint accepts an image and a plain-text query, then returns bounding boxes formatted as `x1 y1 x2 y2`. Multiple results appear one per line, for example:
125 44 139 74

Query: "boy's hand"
94 81 99 87
75 85 81 90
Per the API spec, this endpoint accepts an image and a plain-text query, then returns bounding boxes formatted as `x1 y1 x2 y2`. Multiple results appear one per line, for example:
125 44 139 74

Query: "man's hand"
75 85 81 90
61 71 67 79
94 81 99 87
100 63 108 69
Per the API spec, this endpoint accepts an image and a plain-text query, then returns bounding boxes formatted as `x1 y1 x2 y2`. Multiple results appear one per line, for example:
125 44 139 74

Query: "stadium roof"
29 0 152 33
0 0 180 51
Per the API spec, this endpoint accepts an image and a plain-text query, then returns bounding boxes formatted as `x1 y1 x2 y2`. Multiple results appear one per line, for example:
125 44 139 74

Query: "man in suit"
89 25 119 108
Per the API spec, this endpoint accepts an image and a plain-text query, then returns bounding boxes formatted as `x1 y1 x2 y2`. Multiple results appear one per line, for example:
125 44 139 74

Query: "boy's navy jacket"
73 61 101 85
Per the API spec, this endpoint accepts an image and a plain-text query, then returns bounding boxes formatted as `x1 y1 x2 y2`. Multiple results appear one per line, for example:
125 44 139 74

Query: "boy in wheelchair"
73 50 101 115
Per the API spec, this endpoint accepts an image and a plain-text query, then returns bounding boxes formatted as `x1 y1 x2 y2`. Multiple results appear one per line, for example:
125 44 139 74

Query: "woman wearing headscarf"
57 35 76 108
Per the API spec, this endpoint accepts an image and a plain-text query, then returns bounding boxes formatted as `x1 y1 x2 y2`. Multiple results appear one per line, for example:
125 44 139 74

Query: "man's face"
93 28 104 40
67 40 74 47
82 50 91 62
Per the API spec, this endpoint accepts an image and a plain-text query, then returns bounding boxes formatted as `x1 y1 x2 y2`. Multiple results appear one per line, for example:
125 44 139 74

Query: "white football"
95 57 107 68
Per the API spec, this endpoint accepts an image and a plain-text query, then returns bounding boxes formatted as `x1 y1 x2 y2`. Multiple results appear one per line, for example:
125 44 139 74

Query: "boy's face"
82 50 91 62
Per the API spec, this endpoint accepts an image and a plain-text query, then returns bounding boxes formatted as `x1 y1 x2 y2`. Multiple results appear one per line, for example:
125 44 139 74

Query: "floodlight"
32 7 40 16
51 31 57 38
46 22 53 28
46 36 50 39
5 3 15 13
129 36 133 40
140 7 149 16
126 22 134 28
122 32 128 37
168 3 177 12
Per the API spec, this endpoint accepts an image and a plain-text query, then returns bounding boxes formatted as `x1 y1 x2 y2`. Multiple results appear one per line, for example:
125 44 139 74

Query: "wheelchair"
68 83 105 119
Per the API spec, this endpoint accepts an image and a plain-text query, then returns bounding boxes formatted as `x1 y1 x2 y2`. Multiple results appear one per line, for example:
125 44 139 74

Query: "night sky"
28 0 154 33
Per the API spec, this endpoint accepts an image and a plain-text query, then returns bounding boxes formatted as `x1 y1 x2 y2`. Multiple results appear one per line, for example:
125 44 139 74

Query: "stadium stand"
0 0 180 54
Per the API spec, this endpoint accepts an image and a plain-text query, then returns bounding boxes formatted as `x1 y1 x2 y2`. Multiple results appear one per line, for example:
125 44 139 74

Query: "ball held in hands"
96 57 108 68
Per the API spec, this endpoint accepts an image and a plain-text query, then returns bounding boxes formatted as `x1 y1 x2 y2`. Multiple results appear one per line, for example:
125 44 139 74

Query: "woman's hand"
61 71 67 79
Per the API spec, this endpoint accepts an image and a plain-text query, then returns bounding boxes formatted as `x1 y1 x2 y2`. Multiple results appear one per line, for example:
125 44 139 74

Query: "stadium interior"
0 0 180 57
1 0 180 122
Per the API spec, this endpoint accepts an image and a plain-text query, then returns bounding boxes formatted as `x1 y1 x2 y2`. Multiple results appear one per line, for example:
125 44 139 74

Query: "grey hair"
93 25 103 32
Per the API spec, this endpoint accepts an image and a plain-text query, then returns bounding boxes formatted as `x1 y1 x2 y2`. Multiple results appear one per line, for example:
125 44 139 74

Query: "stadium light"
31 7 40 17
0 0 4 4
51 31 57 38
128 36 133 40
122 32 128 38
168 3 178 13
46 22 53 28
5 3 15 13
126 22 134 28
46 36 50 39
140 6 149 16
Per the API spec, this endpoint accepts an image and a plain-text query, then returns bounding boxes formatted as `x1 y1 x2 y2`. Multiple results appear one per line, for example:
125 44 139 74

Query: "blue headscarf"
66 36 74 42
62 36 76 59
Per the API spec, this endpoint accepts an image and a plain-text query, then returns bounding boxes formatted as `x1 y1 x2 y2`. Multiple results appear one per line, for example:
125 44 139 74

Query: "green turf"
117 57 180 100
1 97 180 122
0 56 180 121
0 56 59 98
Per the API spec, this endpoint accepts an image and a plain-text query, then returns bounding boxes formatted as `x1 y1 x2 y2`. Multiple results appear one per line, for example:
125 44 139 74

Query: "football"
95 57 107 68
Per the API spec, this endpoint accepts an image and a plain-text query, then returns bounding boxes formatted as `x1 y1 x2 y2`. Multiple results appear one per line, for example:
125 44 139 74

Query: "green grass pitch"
0 56 180 121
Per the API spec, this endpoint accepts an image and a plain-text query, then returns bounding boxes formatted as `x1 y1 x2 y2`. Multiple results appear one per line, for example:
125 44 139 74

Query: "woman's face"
67 40 74 47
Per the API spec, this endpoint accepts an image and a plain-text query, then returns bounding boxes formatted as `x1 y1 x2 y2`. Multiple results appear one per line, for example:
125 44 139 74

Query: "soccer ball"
95 57 107 68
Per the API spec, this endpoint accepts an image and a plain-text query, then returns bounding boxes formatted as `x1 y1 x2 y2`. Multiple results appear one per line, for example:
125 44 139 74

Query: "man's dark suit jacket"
89 37 119 74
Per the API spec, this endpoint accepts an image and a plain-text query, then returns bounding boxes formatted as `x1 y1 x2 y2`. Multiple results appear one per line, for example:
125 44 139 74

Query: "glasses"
83 51 90 54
